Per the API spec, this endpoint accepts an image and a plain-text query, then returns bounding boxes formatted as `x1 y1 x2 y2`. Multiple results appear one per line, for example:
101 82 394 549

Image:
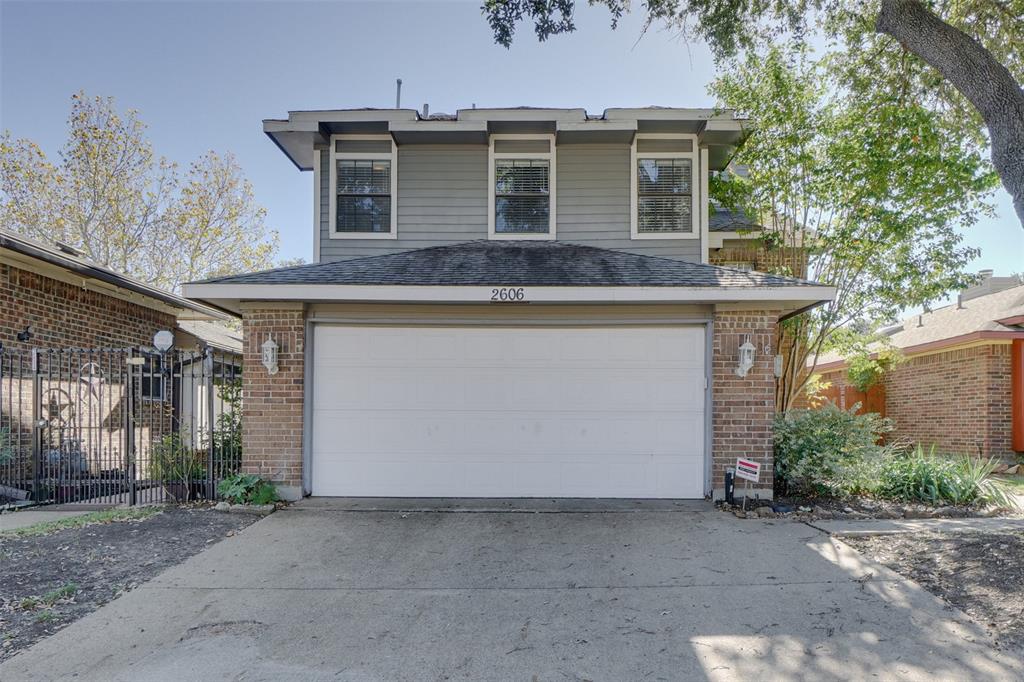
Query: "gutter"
0 231 236 320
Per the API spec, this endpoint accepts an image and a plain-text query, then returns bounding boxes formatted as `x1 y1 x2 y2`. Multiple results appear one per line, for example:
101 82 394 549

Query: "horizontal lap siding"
319 145 488 260
557 145 701 261
317 143 703 263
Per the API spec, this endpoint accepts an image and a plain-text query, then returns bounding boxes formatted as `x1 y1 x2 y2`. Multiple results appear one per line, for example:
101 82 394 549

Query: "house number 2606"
490 287 526 302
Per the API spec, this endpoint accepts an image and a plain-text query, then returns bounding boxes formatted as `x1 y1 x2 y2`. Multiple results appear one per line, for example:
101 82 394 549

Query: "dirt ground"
846 531 1024 654
0 506 259 661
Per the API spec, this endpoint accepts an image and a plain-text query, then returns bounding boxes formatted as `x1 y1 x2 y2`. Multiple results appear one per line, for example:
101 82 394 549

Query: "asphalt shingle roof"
708 207 762 233
194 241 821 288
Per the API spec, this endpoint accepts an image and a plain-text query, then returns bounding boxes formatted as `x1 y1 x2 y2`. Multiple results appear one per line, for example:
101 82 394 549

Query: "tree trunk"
876 0 1024 227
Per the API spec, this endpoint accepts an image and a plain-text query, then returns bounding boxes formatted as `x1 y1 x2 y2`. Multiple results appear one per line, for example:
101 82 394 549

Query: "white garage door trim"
304 319 712 499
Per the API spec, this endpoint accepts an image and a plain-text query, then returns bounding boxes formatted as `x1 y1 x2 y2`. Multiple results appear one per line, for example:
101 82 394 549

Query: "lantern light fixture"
261 338 279 375
735 335 755 377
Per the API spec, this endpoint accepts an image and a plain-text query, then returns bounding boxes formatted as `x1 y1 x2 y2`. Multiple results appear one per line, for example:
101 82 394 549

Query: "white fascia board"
183 283 836 305
287 109 418 125
605 108 734 122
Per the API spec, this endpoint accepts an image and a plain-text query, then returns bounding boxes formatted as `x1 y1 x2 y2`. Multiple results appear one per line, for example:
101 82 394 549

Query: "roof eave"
182 282 836 316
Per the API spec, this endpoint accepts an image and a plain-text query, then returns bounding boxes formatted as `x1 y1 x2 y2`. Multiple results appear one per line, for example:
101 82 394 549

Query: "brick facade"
819 343 1019 459
712 308 780 498
1 264 177 350
240 305 305 499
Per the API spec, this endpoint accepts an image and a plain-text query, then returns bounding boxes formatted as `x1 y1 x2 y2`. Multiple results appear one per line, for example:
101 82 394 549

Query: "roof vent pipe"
423 103 429 119
957 293 963 309
395 78 402 108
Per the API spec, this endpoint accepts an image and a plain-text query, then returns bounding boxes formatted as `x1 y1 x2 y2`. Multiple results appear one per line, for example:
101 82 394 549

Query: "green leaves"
0 92 280 291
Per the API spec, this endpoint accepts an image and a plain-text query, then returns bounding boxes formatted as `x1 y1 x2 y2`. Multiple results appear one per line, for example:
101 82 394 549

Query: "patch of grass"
43 583 77 605
1 507 160 538
18 597 39 610
33 610 56 624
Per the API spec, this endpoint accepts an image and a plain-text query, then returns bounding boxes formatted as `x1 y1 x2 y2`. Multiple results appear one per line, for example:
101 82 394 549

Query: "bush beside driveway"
1 500 1021 681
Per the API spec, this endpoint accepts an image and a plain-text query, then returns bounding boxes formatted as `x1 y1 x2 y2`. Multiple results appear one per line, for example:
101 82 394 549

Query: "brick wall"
712 309 780 498
1 264 177 349
818 343 1018 458
240 305 305 498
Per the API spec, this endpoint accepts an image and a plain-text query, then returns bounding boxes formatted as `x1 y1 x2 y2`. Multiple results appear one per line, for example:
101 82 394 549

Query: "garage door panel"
311 324 706 498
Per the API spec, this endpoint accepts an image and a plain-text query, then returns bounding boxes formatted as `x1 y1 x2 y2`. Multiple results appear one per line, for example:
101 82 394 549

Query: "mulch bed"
845 531 1024 654
0 506 259 661
719 494 1003 520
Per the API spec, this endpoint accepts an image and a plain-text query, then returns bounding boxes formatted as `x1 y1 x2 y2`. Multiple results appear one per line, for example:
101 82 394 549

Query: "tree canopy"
0 92 282 291
708 46 995 407
482 0 1024 227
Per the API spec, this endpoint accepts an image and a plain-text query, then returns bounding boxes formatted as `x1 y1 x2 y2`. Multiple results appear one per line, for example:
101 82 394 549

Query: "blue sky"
2 0 1022 298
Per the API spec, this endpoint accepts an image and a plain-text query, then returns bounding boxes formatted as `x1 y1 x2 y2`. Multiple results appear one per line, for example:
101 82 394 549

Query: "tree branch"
876 0 1024 226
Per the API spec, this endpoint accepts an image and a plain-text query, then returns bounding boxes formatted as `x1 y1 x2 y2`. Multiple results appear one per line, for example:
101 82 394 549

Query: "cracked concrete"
2 499 1021 681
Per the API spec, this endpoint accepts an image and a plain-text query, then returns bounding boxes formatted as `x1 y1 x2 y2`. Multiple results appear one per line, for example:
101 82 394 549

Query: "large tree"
709 47 995 408
0 92 280 291
483 0 1024 227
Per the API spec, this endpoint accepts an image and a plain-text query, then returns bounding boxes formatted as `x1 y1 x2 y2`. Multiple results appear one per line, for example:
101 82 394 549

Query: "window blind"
495 159 550 234
337 159 391 233
637 158 692 234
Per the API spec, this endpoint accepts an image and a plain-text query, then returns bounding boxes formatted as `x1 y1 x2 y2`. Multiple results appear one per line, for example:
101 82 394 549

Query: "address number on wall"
490 287 527 302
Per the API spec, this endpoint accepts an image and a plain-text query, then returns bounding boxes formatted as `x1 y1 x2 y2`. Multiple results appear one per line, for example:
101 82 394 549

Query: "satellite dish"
153 330 174 352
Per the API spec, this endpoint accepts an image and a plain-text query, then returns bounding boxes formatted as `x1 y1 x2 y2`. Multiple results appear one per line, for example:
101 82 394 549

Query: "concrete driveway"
2 499 1021 681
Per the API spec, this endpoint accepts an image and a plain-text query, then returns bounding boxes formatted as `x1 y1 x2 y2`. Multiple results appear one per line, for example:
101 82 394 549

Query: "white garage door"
311 324 706 498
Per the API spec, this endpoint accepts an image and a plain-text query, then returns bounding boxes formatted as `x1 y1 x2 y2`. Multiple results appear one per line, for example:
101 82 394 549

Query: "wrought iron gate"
0 347 242 506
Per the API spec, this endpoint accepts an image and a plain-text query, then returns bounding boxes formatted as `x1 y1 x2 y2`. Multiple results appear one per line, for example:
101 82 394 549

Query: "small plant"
34 610 57 624
149 434 206 482
43 583 78 605
876 445 1015 508
0 426 14 465
19 596 39 610
217 473 279 505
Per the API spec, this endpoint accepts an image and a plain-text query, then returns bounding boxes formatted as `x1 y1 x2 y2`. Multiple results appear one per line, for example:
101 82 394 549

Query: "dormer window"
630 135 699 240
488 135 556 240
329 135 398 239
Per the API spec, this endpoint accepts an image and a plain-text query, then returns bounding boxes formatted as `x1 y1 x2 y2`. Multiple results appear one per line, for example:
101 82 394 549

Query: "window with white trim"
489 136 556 239
631 136 699 240
329 136 398 239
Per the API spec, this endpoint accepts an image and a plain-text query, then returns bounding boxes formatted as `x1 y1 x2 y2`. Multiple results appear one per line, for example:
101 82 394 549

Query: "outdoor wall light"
735 335 756 377
261 338 279 375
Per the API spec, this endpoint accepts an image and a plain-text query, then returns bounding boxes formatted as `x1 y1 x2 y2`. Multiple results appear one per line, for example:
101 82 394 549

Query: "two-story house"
183 107 834 501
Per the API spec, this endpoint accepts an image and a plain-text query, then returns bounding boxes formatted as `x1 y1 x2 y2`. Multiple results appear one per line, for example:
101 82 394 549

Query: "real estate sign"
734 458 761 483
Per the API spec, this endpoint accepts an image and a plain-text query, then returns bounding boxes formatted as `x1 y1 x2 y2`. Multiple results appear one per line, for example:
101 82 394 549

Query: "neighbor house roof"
175 320 242 353
816 278 1024 371
194 240 821 288
183 241 835 314
0 228 234 321
708 207 762 233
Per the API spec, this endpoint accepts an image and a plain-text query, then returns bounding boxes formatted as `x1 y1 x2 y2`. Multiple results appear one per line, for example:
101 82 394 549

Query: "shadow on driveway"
2 498 1020 681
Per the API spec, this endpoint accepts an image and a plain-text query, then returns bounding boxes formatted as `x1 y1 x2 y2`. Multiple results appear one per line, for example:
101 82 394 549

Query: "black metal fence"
0 347 242 506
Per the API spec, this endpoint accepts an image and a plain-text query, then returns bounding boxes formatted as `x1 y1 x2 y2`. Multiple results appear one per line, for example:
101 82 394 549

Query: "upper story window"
329 136 398 239
488 135 556 240
630 135 699 240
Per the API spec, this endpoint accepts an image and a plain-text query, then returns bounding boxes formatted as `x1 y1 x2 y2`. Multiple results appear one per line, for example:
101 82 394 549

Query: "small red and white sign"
735 458 761 483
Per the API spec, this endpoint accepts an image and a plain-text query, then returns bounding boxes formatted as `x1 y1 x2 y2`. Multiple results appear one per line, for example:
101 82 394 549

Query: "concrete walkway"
0 510 90 532
1 500 1021 681
810 516 1024 536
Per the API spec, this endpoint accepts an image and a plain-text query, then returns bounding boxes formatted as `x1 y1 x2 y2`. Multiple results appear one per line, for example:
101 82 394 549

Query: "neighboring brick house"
814 272 1024 460
1 229 235 352
184 106 835 501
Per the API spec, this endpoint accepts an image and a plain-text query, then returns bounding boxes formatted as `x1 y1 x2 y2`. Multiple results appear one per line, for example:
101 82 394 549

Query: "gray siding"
318 142 701 263
319 145 489 260
556 145 700 260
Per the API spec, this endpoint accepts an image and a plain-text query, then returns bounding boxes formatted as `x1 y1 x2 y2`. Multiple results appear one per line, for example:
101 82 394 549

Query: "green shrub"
0 426 14 465
876 445 1015 507
217 473 279 505
149 434 206 482
773 404 897 496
